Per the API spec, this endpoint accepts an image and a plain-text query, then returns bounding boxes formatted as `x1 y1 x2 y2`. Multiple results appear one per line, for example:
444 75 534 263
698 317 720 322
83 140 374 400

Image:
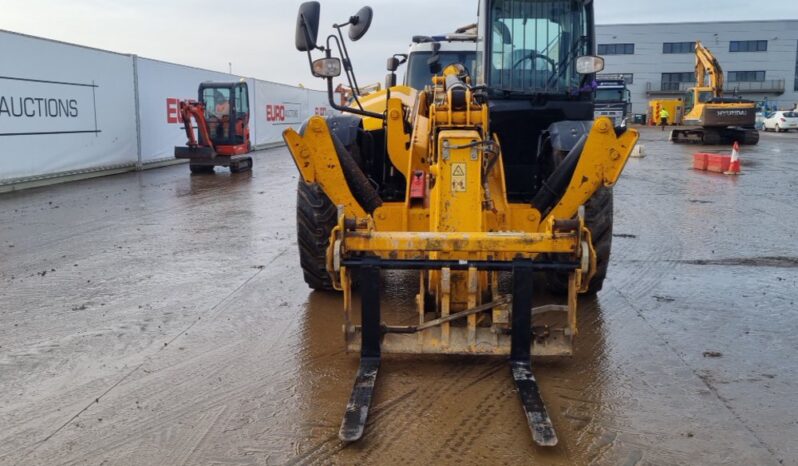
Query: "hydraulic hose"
531 135 587 217
298 119 383 214
330 130 383 214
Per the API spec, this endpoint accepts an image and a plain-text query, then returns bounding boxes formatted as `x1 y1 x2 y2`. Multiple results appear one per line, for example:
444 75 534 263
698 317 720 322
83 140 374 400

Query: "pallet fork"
339 259 562 446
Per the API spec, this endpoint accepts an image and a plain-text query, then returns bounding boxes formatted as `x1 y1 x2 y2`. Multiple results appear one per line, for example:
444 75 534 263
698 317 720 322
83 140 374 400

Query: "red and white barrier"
692 141 742 175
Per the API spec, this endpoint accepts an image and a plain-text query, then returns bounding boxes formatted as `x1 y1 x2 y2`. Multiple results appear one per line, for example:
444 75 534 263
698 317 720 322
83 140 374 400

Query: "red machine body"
174 81 253 173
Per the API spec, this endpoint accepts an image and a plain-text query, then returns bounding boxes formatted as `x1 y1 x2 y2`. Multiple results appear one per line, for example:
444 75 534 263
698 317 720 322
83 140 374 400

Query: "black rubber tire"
296 180 337 291
545 186 614 295
189 165 214 174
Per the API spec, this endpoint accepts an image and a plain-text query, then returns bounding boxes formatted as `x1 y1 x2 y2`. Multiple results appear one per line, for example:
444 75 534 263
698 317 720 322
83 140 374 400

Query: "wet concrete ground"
1 127 797 465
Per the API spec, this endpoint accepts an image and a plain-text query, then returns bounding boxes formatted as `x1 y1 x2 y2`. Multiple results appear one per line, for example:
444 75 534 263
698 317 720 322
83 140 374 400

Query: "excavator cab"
174 81 253 174
198 82 250 148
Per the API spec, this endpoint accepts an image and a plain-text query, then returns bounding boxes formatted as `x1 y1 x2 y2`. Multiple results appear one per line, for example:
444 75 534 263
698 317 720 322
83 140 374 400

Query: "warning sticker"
451 163 466 192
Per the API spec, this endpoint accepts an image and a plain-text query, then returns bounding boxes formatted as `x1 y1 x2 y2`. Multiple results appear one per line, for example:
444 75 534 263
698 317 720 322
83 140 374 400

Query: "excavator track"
670 127 759 145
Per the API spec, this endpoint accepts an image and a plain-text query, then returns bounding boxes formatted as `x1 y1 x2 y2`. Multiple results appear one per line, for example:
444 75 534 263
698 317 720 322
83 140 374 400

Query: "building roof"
598 19 798 27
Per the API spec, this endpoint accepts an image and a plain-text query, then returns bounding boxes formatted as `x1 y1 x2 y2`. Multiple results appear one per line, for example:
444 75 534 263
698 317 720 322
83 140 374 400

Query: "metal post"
360 258 381 359
131 54 143 171
511 261 533 361
508 260 558 446
339 257 381 442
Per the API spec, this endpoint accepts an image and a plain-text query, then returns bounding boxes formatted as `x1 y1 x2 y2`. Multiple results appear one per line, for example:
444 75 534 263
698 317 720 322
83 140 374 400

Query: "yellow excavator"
670 41 759 145
284 0 638 447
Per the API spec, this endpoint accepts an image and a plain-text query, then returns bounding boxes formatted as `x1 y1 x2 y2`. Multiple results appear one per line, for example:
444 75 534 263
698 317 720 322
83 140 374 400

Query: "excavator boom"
694 41 724 97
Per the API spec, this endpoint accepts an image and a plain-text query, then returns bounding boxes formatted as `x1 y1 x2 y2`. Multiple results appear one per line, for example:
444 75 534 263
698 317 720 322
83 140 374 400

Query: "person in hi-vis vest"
659 107 670 131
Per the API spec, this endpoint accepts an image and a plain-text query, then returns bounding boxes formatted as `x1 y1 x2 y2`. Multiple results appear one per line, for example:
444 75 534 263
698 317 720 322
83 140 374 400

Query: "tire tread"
296 181 337 291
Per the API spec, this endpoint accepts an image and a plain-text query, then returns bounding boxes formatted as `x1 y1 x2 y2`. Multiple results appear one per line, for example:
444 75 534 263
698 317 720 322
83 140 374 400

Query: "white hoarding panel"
253 81 329 147
136 58 252 163
307 90 334 119
0 31 137 182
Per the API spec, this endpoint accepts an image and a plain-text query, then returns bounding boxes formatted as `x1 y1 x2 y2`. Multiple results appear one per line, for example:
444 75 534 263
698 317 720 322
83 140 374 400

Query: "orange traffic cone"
725 142 741 175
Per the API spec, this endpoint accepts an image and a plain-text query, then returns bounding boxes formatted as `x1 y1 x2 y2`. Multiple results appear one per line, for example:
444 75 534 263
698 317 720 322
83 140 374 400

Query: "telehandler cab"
284 0 638 446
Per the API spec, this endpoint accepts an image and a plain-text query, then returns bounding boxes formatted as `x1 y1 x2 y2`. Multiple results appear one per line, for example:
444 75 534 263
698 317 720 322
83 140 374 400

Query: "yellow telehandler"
284 0 638 447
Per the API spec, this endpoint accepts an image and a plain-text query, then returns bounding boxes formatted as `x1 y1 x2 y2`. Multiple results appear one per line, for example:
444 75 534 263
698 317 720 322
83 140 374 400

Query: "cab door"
233 83 250 146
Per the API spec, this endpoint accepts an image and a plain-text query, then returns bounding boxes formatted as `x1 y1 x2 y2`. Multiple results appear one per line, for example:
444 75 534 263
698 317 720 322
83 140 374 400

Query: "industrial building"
596 20 798 117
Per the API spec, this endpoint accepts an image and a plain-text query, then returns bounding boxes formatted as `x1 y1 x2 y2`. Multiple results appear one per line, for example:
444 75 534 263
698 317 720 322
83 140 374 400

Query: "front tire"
296 181 337 291
546 187 614 295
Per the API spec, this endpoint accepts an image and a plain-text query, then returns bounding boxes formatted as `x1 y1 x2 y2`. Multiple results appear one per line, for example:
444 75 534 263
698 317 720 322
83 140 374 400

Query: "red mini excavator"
174 81 253 173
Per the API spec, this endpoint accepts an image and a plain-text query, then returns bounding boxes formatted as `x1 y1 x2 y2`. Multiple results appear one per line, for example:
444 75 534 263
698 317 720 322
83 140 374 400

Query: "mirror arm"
326 34 365 111
306 50 317 77
325 75 385 120
332 25 362 97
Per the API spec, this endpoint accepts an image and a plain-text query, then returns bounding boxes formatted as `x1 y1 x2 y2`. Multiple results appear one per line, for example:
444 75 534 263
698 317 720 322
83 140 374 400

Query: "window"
598 43 634 55
663 42 695 54
598 73 633 84
202 87 231 120
235 85 249 115
406 51 477 90
598 44 635 55
729 40 767 52
594 88 630 103
661 72 695 91
488 0 589 93
728 71 766 82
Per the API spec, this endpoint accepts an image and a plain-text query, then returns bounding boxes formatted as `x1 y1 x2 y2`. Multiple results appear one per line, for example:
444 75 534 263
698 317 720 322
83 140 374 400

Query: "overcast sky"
2 1 797 89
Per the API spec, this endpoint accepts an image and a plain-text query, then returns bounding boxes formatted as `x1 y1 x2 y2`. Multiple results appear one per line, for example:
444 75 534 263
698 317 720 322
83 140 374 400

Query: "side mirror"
348 6 373 41
576 55 605 74
295 2 321 52
386 54 407 72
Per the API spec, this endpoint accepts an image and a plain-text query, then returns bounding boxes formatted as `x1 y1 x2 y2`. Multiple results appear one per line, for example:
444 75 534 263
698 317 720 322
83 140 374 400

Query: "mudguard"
547 121 593 153
325 114 363 147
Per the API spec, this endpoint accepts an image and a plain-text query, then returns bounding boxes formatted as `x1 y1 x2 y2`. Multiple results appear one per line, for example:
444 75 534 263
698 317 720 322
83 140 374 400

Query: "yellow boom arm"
695 40 724 97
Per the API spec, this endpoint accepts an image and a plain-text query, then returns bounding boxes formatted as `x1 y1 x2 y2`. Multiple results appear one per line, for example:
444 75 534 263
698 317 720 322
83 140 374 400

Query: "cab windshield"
594 89 625 102
405 51 477 90
489 0 588 94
